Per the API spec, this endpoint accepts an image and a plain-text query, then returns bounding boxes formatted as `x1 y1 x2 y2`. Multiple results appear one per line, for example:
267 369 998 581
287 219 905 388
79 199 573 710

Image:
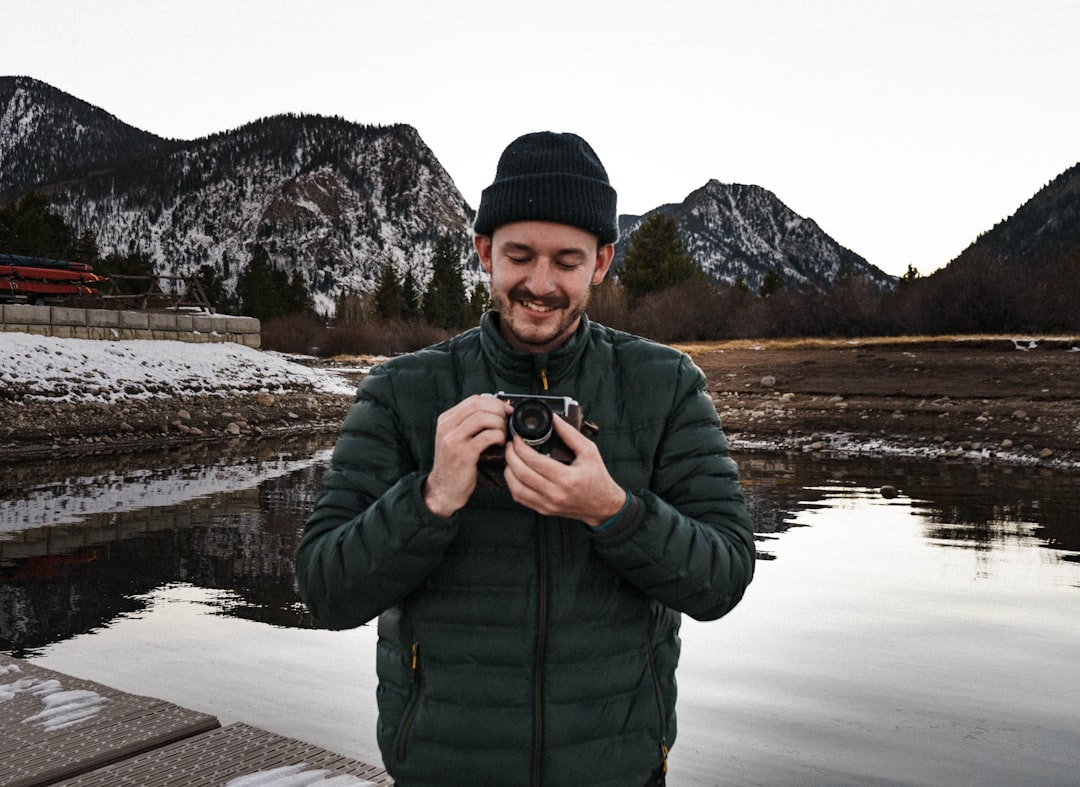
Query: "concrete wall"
0 304 261 348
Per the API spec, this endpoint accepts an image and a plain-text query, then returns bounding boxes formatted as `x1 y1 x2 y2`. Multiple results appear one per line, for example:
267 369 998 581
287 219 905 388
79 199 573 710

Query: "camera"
481 392 585 465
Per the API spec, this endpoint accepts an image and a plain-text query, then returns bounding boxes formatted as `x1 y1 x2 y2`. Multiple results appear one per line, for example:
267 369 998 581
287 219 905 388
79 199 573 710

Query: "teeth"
521 300 554 312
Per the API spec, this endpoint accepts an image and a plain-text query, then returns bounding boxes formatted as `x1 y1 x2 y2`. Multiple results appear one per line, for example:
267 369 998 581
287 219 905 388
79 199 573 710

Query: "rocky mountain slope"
949 161 1080 269
616 180 892 292
16 75 1046 312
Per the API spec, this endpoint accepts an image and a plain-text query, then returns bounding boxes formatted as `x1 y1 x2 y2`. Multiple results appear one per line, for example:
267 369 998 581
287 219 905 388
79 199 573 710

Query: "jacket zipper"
532 516 550 787
397 640 425 762
645 629 670 775
532 366 551 786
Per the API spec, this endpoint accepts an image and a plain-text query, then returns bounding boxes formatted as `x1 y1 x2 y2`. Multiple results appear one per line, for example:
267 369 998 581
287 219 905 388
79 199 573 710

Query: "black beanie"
474 131 619 244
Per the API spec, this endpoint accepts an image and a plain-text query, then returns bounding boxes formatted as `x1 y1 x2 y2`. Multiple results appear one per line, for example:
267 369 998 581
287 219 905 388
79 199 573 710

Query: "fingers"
424 395 511 518
503 427 624 525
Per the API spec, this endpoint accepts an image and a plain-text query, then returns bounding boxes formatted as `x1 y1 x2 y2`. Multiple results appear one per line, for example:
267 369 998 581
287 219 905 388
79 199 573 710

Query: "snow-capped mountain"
616 180 893 292
0 76 168 200
1 77 477 315
3 76 896 313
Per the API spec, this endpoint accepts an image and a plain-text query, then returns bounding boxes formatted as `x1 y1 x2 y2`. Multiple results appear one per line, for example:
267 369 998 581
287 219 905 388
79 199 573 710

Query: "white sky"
4 0 1078 276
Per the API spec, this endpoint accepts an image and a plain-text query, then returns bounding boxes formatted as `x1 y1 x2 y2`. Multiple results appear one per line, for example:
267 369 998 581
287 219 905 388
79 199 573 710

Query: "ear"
475 234 493 274
591 243 615 285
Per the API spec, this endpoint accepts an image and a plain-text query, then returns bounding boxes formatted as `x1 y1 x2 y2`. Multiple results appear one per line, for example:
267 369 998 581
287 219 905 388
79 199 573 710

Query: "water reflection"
3 443 1079 784
738 453 1080 561
3 444 1077 659
0 436 329 655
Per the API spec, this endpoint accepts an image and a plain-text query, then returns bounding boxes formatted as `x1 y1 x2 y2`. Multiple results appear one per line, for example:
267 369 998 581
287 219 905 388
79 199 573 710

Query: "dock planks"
0 658 393 786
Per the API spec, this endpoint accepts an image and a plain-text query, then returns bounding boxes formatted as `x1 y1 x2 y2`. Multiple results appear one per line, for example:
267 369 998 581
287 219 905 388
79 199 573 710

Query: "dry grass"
671 333 1080 357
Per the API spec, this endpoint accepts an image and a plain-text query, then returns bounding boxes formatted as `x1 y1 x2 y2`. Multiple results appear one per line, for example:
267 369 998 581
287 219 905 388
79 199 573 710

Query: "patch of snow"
0 665 109 731
0 334 356 403
225 764 377 787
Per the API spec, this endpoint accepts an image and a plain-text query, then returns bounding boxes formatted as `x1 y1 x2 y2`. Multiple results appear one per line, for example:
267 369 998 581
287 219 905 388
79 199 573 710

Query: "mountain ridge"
7 75 1074 316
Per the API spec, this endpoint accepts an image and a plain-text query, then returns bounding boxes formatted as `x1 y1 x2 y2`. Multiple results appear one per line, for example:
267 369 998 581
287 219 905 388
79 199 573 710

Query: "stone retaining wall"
0 303 261 347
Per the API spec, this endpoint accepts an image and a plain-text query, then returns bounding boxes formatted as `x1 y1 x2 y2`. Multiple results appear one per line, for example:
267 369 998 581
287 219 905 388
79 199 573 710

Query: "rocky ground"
2 336 1077 470
690 336 1079 469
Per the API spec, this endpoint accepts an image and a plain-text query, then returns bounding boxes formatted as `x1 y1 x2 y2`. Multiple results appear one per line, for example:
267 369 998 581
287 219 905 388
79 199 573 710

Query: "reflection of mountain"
3 446 1079 657
0 450 330 656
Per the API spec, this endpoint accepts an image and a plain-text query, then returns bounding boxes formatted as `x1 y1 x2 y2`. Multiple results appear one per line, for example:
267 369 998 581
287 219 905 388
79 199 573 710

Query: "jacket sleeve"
592 354 756 621
295 368 457 630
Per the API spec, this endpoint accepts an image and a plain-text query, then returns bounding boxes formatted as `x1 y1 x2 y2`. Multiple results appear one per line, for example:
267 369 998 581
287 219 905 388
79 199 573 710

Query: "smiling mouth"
521 299 557 313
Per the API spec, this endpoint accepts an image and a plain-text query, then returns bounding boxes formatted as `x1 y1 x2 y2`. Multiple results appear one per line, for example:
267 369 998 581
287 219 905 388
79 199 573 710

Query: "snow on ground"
0 334 357 403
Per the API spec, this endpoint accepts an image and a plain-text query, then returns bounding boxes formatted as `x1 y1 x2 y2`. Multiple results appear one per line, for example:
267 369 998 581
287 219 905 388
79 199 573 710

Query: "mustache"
507 286 569 309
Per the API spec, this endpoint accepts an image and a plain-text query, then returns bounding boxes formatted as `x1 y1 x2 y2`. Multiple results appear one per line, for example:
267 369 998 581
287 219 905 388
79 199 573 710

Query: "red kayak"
1 278 101 296
0 264 106 283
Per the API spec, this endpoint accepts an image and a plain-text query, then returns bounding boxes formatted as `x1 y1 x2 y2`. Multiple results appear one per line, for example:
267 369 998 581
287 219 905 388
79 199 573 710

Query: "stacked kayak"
0 253 106 299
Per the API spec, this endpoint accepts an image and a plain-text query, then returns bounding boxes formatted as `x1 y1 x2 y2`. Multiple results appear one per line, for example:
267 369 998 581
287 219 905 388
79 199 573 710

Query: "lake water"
2 436 1078 786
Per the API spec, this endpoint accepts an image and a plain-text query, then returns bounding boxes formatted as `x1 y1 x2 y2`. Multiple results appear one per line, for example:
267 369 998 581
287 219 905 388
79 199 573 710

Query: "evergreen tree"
373 257 406 320
284 270 316 315
237 247 315 320
897 263 922 287
95 252 155 295
423 235 467 329
0 192 77 259
194 264 228 311
463 283 490 326
618 212 700 304
759 267 784 299
402 269 422 320
73 229 101 263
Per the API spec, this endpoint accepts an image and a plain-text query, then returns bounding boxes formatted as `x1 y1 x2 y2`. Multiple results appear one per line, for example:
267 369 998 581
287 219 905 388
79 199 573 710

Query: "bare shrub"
260 314 326 354
587 278 630 331
318 319 453 357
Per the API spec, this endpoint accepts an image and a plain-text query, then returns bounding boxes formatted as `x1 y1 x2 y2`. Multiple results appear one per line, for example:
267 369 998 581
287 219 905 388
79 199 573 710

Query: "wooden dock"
0 658 393 786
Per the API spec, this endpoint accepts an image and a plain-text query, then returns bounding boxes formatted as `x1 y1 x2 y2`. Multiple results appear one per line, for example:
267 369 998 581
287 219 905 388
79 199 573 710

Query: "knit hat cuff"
474 167 618 243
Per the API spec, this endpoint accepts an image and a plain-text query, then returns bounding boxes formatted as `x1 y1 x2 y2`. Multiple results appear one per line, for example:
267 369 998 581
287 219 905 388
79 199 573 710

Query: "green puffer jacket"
296 312 755 787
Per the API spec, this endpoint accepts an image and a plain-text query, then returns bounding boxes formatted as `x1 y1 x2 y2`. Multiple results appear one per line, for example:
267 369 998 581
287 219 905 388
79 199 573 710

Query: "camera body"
481 391 584 465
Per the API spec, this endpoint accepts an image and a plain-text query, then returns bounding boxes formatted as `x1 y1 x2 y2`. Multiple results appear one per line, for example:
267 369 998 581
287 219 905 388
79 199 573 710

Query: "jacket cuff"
591 491 641 541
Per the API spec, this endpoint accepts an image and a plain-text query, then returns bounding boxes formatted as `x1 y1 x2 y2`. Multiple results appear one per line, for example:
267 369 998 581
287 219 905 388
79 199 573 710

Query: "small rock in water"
880 485 899 499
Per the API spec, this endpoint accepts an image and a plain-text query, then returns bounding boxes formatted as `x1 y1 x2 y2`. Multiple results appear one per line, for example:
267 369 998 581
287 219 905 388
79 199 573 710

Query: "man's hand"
423 395 512 518
503 415 626 527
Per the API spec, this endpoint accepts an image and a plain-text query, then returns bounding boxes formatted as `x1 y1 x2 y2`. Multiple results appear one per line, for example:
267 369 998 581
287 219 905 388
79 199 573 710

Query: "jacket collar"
479 311 591 392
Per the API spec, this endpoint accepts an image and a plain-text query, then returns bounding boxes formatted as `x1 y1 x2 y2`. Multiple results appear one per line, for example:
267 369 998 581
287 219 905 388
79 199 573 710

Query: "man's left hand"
503 415 627 527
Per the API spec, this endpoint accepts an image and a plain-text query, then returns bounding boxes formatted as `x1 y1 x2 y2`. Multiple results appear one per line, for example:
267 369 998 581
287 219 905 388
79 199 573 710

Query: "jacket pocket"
395 640 426 762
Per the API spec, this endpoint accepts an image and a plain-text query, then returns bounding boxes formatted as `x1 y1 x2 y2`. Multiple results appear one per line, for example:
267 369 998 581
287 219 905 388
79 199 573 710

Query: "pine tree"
402 269 422 320
618 212 700 304
0 193 77 259
194 264 228 311
423 235 467 329
463 283 490 326
373 257 405 320
759 267 784 299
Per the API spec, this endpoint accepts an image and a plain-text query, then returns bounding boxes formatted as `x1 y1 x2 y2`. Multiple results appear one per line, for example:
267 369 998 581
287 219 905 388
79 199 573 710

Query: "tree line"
4 194 1077 354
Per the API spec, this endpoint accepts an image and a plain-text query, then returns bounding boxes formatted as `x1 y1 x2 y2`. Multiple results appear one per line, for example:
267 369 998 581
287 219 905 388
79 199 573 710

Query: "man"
296 131 755 786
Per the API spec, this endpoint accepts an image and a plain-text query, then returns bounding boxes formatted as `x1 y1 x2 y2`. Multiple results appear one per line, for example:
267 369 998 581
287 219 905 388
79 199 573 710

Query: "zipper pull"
411 641 419 670
540 368 549 391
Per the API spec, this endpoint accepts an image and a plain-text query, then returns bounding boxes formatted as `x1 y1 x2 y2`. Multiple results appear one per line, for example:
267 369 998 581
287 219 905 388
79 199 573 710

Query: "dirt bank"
689 336 1079 468
2 336 1077 470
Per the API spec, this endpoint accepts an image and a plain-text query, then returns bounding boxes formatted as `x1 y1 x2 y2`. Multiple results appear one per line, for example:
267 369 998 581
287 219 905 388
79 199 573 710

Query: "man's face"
475 221 615 354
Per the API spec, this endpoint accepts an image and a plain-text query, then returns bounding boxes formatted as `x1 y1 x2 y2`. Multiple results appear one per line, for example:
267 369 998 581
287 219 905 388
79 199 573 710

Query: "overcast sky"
5 0 1077 276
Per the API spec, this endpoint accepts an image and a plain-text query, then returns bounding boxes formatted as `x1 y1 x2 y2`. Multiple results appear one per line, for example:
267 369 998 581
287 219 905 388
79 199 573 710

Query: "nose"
524 258 557 295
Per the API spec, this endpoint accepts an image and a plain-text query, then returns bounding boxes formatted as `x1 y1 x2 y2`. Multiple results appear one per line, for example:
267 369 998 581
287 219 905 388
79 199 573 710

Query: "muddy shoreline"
2 337 1077 471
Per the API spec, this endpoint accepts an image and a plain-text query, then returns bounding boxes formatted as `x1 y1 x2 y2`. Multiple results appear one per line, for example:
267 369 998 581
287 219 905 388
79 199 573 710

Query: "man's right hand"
422 395 512 518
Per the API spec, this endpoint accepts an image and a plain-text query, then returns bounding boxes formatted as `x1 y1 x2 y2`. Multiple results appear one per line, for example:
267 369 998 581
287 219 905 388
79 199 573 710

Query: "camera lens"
509 399 554 446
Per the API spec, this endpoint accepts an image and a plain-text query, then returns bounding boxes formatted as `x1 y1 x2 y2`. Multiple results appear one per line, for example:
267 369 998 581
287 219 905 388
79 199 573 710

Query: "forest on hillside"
3 196 1077 356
